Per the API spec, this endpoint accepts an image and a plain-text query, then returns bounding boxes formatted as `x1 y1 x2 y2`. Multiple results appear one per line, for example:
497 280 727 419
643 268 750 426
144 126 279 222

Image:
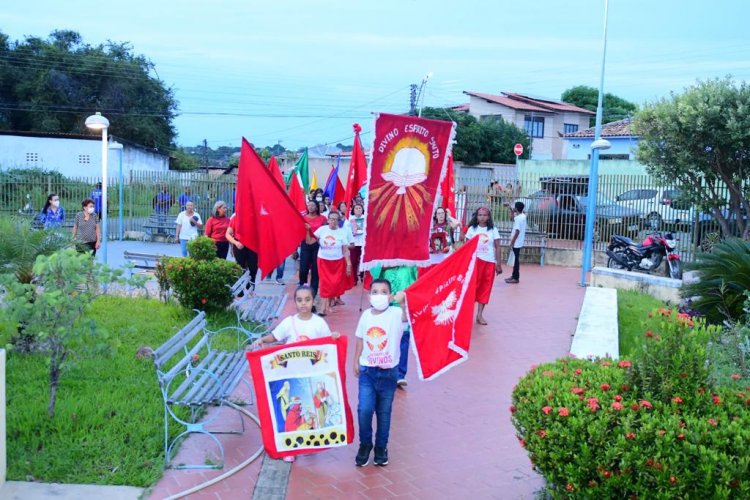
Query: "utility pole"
203 139 208 173
409 84 418 116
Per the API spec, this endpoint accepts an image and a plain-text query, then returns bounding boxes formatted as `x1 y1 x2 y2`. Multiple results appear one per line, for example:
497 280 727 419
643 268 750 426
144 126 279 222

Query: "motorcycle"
606 231 683 280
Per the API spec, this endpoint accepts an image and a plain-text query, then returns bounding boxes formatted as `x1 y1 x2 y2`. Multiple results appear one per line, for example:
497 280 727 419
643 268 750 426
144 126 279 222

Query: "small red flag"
343 123 368 218
334 175 346 207
235 138 306 277
440 155 456 216
404 236 479 380
288 170 308 214
268 156 285 189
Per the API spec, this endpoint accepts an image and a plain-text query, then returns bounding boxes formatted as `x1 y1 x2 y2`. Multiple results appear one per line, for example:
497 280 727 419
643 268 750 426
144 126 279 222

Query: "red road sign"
514 143 524 156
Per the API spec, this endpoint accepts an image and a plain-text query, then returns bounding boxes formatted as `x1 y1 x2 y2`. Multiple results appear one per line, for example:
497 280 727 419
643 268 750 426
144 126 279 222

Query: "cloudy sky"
4 0 749 150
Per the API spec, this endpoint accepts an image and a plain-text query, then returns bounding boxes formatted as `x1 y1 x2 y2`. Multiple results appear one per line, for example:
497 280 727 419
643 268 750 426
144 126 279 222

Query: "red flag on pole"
235 138 306 277
268 156 285 189
343 123 368 217
404 236 479 380
288 170 308 214
334 175 346 207
440 155 456 216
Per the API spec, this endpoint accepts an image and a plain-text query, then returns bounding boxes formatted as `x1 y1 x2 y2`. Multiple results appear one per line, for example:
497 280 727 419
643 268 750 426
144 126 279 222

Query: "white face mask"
369 294 390 311
315 196 323 202
86 207 95 214
51 200 60 208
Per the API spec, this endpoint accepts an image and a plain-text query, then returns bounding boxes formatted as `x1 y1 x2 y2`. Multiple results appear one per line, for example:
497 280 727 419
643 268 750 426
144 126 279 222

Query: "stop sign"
514 143 524 156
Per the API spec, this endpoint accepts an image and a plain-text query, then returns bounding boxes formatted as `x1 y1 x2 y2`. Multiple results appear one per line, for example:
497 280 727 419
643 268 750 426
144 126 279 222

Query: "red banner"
246 336 354 459
404 236 479 380
362 113 455 268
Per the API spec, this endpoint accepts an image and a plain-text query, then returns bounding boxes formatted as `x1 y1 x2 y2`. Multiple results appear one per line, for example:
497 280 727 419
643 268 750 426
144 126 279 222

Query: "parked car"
613 187 693 230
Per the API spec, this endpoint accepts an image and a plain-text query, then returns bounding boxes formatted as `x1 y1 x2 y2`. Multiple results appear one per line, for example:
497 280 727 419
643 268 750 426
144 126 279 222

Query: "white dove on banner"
431 290 458 325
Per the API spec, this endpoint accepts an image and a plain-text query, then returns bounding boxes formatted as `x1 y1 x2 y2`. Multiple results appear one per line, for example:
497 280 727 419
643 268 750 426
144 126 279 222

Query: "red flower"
731 373 741 380
671 396 684 404
602 470 612 478
566 484 575 492
658 429 666 436
537 430 547 438
574 368 583 376
518 438 526 447
670 475 678 485
542 406 553 415
201 298 207 304
745 398 750 406
600 360 611 367
620 384 631 392
509 405 517 413
542 370 555 376
631 403 640 411
708 418 718 427
600 383 611 391
712 395 721 405
645 330 654 338
614 394 623 402
571 387 585 395
588 398 600 412
558 407 570 417
611 402 624 411
677 433 685 440
639 400 653 409
626 432 636 440
617 360 632 369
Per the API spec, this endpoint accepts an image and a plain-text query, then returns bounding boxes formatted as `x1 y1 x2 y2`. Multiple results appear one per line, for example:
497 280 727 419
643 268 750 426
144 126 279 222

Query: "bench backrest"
230 270 252 297
153 311 208 382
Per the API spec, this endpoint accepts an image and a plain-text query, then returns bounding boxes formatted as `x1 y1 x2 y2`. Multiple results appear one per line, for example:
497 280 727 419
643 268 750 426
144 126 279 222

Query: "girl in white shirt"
349 204 366 286
314 210 353 316
463 207 502 325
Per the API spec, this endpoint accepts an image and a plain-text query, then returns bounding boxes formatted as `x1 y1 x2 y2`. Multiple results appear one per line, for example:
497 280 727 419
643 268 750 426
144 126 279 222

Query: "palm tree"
0 216 75 283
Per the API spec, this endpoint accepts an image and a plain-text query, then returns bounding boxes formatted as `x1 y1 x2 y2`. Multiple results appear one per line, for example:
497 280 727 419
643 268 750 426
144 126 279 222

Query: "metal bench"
229 270 288 338
143 213 176 242
153 310 252 469
498 229 547 266
123 250 166 275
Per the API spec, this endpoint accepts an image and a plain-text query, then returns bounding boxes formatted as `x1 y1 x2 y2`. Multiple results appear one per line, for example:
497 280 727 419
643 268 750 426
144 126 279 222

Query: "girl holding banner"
464 207 502 325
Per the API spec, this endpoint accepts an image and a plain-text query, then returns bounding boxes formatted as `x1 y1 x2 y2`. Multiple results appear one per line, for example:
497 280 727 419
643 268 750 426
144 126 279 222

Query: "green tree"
0 30 177 150
634 78 750 239
561 85 637 126
171 148 201 171
420 107 532 165
0 216 75 283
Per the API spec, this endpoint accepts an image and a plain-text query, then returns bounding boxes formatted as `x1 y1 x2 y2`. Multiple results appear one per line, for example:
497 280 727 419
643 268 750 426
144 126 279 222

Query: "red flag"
343 123 368 217
235 138 306 277
440 155 456 216
268 156 285 189
334 175 346 206
288 170 308 214
404 236 479 380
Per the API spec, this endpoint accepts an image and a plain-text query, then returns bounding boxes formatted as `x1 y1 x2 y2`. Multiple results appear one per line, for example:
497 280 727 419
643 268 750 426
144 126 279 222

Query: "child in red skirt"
464 207 502 325
314 210 353 315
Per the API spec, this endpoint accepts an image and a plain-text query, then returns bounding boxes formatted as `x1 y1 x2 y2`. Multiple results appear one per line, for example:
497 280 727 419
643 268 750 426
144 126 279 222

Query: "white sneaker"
397 379 408 388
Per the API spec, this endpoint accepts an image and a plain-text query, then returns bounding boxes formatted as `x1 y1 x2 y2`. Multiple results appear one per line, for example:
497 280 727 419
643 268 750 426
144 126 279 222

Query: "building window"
78 155 91 164
26 152 38 163
524 116 545 138
588 153 630 160
563 123 578 134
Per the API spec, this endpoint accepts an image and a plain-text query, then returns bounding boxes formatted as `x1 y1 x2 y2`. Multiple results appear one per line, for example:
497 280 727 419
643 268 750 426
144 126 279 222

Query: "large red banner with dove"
361 113 456 269
404 236 479 380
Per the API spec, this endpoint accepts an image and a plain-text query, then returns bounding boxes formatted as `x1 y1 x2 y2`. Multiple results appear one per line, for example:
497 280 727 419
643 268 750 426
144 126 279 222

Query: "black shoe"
355 444 373 466
374 446 388 466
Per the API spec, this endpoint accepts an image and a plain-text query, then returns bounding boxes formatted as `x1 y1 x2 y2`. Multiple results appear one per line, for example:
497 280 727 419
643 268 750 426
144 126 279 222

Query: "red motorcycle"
606 231 682 279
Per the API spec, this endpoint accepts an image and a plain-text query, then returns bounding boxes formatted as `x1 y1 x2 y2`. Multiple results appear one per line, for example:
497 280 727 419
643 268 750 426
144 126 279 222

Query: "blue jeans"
398 330 410 379
275 260 286 279
179 239 189 257
357 366 398 448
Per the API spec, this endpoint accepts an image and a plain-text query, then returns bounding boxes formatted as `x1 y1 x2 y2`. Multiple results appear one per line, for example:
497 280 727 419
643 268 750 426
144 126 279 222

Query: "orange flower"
542 406 553 415
558 407 570 417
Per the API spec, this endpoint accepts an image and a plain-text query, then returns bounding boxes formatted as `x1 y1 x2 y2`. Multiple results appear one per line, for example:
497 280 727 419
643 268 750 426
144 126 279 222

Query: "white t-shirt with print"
512 213 527 248
314 225 352 261
350 216 366 246
465 225 500 263
272 314 332 343
355 306 404 369
176 211 202 241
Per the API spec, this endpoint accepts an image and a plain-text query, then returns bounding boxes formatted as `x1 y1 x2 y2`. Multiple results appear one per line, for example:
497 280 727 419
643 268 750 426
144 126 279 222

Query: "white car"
614 188 694 230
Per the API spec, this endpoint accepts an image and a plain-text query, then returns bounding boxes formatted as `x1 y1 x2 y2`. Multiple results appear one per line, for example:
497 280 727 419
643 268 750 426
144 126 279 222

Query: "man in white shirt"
506 201 527 284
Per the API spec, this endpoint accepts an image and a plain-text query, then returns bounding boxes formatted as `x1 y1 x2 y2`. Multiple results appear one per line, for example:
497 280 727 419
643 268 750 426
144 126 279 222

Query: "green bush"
512 312 750 497
163 256 241 312
187 235 219 261
683 238 750 324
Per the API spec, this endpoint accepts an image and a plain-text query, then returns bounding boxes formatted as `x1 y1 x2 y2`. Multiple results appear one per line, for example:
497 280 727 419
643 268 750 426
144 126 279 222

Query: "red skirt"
318 257 351 298
475 259 497 305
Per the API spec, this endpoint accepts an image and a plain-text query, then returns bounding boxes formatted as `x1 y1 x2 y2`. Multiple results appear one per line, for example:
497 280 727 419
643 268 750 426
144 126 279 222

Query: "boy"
353 278 406 466
505 201 527 284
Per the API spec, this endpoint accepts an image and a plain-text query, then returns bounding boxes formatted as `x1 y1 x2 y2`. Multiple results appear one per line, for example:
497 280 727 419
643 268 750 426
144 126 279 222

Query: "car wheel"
646 212 662 230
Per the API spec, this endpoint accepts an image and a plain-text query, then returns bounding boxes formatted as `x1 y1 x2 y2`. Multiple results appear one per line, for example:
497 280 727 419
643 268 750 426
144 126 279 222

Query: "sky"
4 0 750 151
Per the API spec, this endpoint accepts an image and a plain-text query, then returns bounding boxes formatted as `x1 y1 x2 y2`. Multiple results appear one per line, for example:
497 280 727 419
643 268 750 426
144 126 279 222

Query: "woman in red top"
299 200 328 297
204 201 231 259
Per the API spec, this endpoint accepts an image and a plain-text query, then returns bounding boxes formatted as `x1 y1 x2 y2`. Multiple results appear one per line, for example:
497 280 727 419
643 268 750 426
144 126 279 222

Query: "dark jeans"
350 245 362 285
398 330 410 379
266 260 285 280
512 247 521 280
215 241 229 260
357 366 398 448
299 242 320 296
234 246 259 283
77 241 97 257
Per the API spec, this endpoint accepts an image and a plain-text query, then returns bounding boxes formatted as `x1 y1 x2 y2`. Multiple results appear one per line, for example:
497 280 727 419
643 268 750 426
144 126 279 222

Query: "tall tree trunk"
48 366 59 417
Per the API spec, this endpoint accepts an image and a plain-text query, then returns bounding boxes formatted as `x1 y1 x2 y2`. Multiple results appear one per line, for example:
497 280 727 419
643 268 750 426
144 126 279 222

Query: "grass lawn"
1 296 239 487
617 290 670 357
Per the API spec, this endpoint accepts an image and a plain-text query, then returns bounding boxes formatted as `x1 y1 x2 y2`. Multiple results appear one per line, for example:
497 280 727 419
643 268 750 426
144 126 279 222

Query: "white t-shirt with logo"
272 314 332 343
314 225 352 261
465 225 500 263
512 213 527 248
176 211 202 241
355 306 404 369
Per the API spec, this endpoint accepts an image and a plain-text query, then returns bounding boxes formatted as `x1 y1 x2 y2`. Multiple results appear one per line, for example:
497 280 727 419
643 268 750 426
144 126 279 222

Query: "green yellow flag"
295 148 310 192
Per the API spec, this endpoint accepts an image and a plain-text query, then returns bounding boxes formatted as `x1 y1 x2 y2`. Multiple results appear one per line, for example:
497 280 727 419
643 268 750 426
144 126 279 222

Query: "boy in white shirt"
506 201 527 284
353 278 406 467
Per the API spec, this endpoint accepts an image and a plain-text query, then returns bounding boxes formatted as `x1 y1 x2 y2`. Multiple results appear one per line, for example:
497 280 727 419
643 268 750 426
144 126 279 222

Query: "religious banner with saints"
361 113 456 268
246 336 354 459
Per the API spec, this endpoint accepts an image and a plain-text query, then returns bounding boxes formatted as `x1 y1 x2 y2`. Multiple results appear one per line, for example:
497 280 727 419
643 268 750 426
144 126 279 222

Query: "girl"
298 200 328 297
314 210 353 316
39 193 65 229
250 285 340 462
204 201 230 259
349 203 366 286
464 207 502 325
72 198 101 255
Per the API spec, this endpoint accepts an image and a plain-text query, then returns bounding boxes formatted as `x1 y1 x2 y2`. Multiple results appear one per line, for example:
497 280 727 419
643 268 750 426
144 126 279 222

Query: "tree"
171 148 201 171
561 85 637 126
634 77 750 239
0 30 178 150
420 107 532 165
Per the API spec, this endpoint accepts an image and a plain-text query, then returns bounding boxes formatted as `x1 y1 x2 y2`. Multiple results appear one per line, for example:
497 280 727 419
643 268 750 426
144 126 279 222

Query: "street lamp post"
109 141 124 241
580 0 612 287
417 71 433 117
85 112 110 264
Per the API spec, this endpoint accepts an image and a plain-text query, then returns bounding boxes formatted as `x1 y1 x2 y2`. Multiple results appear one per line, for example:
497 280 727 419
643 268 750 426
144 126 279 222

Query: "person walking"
38 193 65 229
298 200 328 297
313 210 352 316
72 198 101 255
349 203 366 286
505 201 527 284
464 207 502 325
204 200 231 259
175 201 203 257
226 213 259 286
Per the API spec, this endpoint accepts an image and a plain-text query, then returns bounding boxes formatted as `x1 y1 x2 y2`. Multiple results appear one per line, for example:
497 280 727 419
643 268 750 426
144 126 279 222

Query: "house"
461 91 594 160
0 130 170 179
562 118 638 160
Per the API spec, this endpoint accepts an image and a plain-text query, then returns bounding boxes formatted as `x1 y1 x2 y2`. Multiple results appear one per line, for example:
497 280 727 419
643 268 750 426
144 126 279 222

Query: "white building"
0 130 170 179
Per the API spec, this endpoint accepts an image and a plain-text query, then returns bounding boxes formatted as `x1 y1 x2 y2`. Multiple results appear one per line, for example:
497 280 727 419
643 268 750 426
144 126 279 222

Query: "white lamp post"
85 112 110 264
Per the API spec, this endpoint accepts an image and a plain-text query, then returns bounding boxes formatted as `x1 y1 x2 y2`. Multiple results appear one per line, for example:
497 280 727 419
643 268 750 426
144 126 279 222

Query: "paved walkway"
148 263 584 499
